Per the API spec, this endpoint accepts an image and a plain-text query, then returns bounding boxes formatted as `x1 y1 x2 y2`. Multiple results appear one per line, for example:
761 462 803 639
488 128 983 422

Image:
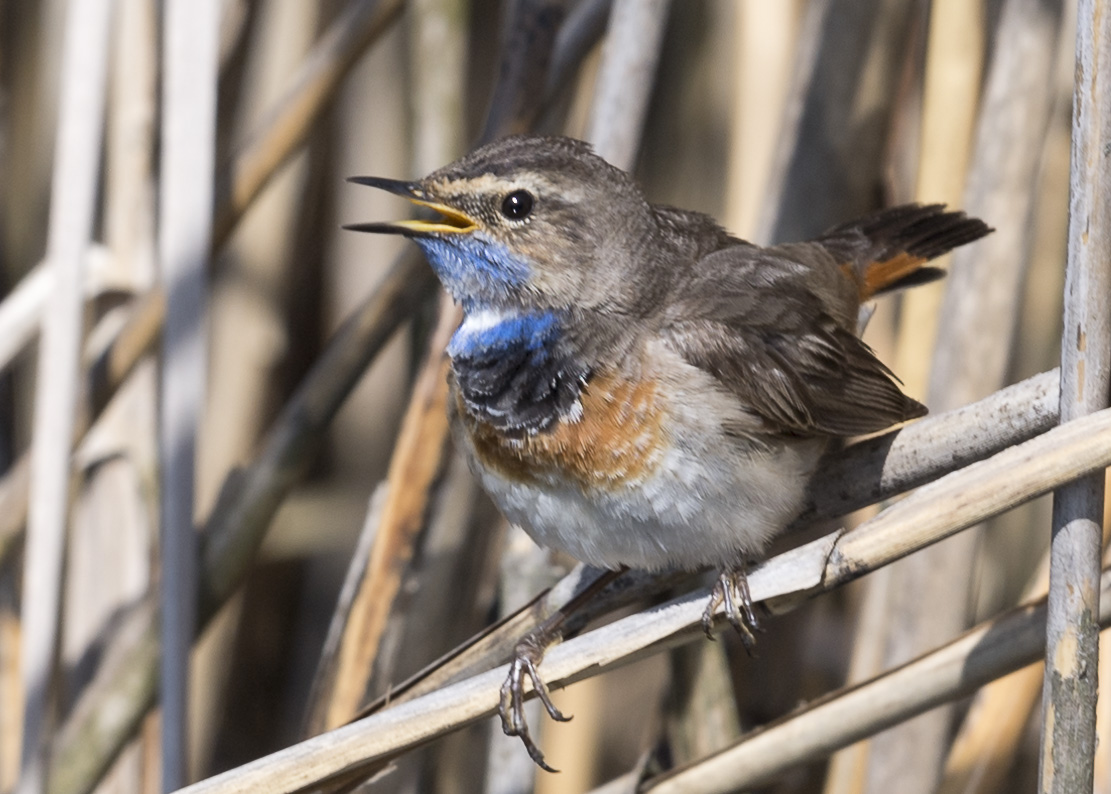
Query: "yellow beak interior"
391 198 477 234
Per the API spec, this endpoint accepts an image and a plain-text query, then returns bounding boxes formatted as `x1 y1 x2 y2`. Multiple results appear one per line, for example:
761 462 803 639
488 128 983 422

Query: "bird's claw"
701 567 762 652
499 635 571 773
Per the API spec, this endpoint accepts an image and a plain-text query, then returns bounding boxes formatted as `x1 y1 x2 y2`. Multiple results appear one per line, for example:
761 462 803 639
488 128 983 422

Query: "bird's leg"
701 564 762 651
499 628 570 773
498 566 625 772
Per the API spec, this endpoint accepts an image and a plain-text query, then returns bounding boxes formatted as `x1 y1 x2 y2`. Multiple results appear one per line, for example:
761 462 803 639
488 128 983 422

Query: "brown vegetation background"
0 1 1107 793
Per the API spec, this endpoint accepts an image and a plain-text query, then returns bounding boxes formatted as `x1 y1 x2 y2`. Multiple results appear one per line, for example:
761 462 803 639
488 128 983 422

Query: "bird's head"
345 135 659 316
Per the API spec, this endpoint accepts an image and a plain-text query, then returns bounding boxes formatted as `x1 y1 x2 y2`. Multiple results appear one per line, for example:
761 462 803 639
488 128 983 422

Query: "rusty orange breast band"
458 369 669 490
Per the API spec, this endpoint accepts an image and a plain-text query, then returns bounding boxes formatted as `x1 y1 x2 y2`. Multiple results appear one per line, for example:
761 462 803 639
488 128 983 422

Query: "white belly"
460 419 824 571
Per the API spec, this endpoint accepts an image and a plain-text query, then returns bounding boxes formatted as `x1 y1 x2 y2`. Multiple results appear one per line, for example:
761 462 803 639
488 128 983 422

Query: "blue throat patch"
447 310 561 360
414 233 531 307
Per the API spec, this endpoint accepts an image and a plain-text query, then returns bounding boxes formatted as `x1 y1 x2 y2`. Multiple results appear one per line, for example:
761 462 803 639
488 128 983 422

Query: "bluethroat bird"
347 134 991 769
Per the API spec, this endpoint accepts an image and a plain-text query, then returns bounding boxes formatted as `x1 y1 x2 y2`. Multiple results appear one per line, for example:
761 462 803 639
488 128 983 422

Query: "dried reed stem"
321 306 457 729
0 0 406 553
644 570 1111 794
938 554 1052 794
892 0 982 400
802 369 1058 523
872 2 1063 785
725 0 802 239
0 289 164 566
18 1 111 792
44 4 611 785
1039 0 1111 789
46 253 433 794
759 0 917 244
585 0 670 171
303 486 387 735
0 266 52 373
312 0 469 733
211 0 404 247
158 0 220 785
168 406 1111 794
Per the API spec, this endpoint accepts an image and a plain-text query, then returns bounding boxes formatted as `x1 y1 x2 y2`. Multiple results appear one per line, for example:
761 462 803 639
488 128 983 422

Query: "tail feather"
819 203 992 300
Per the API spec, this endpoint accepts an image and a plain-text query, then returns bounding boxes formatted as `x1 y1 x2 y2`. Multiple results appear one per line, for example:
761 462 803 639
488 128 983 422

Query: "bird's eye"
500 189 534 220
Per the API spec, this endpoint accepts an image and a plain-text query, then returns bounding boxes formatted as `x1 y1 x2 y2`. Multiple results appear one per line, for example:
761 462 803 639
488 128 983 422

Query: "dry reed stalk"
44 1 608 781
47 602 160 794
939 482 1110 794
211 0 404 247
1 579 22 791
104 0 157 293
834 2 980 771
724 0 803 239
891 0 983 400
303 485 387 736
1097 624 1111 794
584 0 670 171
0 1 405 576
168 405 1111 794
823 564 892 794
46 252 434 794
1039 0 1111 789
662 640 740 766
938 557 1052 794
485 525 564 794
0 267 53 373
192 2 324 776
64 1 160 791
0 0 65 276
320 303 457 729
643 570 1111 794
309 0 469 736
379 449 493 787
0 0 405 460
158 0 221 785
871 2 1065 788
0 248 145 378
480 0 575 141
199 0 321 513
801 369 1058 523
0 0 401 551
856 18 982 787
759 0 918 244
5 0 405 624
198 249 435 619
0 287 164 568
65 456 155 794
18 1 112 792
533 678 606 793
544 0 613 104
357 565 687 721
0 458 30 568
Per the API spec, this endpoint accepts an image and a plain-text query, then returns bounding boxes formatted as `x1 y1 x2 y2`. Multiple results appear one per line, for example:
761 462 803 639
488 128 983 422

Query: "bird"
346 134 991 769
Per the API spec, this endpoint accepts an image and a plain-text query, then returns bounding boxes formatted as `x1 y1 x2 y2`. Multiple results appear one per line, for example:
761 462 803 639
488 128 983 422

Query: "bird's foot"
701 566 762 652
499 630 571 773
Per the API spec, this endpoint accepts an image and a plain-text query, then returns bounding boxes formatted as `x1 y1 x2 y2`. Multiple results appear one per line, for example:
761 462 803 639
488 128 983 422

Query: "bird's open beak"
343 176 477 236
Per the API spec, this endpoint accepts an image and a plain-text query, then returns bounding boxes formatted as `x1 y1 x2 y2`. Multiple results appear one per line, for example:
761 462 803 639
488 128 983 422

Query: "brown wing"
662 246 925 438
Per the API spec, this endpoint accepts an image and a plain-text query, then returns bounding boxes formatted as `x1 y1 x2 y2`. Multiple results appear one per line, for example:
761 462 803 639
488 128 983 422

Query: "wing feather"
662 247 925 437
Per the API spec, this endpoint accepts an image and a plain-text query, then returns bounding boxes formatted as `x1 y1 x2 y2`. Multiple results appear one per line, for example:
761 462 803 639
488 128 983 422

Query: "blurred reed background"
0 0 1108 793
